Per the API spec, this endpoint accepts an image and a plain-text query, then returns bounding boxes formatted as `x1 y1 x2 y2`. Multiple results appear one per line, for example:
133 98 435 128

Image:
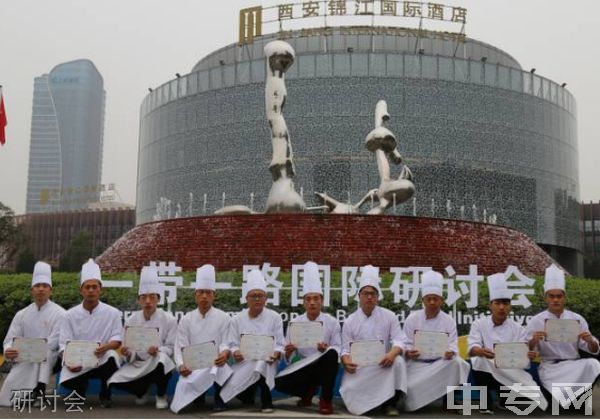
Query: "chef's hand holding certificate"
494 342 530 369
13 338 47 363
414 330 448 360
350 340 385 367
545 319 580 343
64 340 100 369
182 341 217 370
289 321 324 349
124 326 160 352
240 334 275 361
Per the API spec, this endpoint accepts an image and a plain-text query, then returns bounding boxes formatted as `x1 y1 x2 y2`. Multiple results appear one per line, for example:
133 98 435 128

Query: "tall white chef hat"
31 261 52 287
243 269 267 296
195 264 217 291
80 258 102 286
138 266 163 296
487 273 512 301
358 265 382 297
302 261 322 296
421 270 443 298
543 264 566 293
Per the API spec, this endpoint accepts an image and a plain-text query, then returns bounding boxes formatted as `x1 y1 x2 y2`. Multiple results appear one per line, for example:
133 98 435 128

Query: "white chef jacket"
174 307 231 367
339 305 407 415
403 309 458 353
526 310 600 360
468 316 527 352
341 306 405 355
170 306 233 413
525 309 600 407
108 308 177 388
58 301 122 384
220 308 285 403
403 309 470 412
286 311 341 358
0 300 65 406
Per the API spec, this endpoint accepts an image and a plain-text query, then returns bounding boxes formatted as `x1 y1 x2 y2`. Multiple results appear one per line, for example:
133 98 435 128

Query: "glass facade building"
26 59 106 213
137 29 581 273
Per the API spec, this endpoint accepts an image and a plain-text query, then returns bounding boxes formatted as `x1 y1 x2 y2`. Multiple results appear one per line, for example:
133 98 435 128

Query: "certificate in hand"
63 340 99 369
494 342 530 369
414 330 448 360
545 319 580 343
350 340 385 367
124 326 160 352
289 321 324 349
240 334 274 361
182 341 217 370
13 338 47 363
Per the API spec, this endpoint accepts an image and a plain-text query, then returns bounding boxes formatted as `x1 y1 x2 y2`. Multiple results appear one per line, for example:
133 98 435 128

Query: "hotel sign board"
240 1 467 44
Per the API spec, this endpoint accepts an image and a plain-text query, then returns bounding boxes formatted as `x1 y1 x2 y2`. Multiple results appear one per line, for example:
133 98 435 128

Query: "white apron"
169 364 233 413
0 346 58 406
340 356 407 416
58 349 121 384
471 356 549 410
539 358 600 407
107 351 175 386
220 360 277 403
276 348 336 379
405 357 470 411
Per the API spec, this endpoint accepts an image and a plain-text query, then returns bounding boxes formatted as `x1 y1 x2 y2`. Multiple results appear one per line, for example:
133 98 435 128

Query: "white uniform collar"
488 315 509 328
143 308 160 321
197 306 213 318
546 309 566 319
304 311 323 322
34 300 51 311
422 308 442 321
80 301 103 315
359 305 378 318
247 307 265 319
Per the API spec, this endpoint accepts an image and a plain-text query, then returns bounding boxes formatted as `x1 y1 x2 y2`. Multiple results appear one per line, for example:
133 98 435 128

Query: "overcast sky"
0 0 598 214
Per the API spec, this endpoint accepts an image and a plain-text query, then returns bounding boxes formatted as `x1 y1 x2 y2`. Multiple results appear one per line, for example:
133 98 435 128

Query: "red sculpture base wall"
97 214 555 275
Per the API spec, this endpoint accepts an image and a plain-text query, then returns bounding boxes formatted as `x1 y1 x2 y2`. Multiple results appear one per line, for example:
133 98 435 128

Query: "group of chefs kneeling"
1 259 599 416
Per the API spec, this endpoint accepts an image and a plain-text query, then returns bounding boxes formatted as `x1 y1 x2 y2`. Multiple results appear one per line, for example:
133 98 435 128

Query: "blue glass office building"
26 59 106 213
137 29 581 273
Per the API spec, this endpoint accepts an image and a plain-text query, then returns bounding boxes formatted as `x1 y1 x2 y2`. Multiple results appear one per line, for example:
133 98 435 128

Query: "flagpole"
0 85 7 146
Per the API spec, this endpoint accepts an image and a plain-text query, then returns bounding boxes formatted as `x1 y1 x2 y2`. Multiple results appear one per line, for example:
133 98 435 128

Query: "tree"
584 256 600 279
0 201 23 268
59 230 95 272
15 247 36 273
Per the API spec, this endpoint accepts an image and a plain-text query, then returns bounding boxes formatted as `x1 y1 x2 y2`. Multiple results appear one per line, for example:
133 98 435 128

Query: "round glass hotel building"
136 27 581 273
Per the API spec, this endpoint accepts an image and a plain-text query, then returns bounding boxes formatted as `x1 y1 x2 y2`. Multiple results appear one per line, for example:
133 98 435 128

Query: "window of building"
350 54 369 76
316 55 333 77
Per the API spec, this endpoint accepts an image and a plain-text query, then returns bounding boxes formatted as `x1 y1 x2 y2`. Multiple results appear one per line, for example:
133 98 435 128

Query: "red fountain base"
97 214 555 275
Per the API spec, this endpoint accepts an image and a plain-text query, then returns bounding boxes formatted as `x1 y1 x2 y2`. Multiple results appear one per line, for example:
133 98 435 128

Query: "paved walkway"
1 376 598 418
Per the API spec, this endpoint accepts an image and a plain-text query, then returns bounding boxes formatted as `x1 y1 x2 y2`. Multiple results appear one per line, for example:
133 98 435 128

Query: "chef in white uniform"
107 266 177 409
339 265 408 416
220 269 286 413
468 273 548 413
403 270 470 412
170 264 232 413
275 261 341 415
0 262 66 406
58 259 122 408
526 264 600 411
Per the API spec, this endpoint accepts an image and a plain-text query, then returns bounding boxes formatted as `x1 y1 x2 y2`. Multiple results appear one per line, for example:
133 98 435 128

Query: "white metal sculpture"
365 100 415 215
315 100 415 214
264 41 306 213
213 41 414 217
314 190 378 214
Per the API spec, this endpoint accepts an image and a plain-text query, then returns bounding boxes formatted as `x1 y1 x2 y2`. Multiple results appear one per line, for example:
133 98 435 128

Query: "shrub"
1 272 599 350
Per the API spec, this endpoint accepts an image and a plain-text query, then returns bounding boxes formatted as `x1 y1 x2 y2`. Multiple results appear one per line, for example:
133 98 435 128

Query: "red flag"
0 87 6 146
